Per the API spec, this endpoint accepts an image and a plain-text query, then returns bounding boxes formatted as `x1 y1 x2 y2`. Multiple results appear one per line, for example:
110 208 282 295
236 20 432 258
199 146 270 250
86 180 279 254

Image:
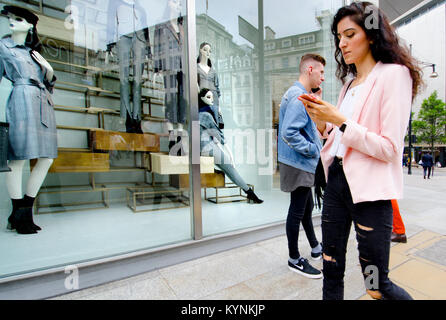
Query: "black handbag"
0 122 11 172
314 135 330 210
314 156 326 210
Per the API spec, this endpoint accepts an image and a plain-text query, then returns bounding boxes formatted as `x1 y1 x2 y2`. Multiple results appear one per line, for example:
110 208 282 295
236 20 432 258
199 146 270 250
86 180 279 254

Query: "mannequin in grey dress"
1 6 57 234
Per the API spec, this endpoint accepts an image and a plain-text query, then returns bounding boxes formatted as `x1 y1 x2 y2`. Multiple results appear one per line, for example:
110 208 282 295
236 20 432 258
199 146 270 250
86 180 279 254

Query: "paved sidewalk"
52 167 446 300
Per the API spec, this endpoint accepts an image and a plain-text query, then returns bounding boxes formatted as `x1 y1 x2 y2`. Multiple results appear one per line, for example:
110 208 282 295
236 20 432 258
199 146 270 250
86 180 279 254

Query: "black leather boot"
245 188 263 204
7 198 21 231
125 112 135 133
23 195 41 231
7 198 37 234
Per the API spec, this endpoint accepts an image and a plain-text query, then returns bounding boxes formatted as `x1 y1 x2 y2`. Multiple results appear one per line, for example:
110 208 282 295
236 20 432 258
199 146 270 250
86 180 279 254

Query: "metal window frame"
186 0 202 240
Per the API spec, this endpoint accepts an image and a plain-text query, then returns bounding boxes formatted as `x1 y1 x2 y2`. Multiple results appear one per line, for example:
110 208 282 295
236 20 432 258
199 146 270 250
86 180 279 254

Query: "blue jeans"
321 158 412 300
205 142 249 192
117 34 145 120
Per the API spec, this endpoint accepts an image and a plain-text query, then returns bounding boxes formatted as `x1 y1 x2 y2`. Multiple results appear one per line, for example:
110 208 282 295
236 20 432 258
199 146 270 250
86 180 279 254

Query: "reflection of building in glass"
197 10 342 129
196 14 255 128
261 10 342 128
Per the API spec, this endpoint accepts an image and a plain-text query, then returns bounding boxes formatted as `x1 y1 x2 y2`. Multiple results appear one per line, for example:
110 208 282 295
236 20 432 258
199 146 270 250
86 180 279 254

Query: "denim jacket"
278 81 321 173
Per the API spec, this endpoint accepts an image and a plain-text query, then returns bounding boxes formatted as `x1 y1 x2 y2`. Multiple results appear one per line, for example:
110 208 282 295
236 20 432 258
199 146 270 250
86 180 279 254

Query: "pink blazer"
320 61 412 203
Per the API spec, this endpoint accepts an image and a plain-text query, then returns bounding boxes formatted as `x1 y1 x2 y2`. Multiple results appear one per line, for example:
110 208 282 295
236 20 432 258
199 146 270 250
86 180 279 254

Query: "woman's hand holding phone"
299 94 346 128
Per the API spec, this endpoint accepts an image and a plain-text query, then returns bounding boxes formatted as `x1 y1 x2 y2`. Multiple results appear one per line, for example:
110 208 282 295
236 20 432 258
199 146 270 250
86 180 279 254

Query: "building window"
265 60 271 71
298 35 315 45
244 75 250 86
244 93 250 104
282 39 292 48
236 93 242 104
282 57 289 68
264 42 275 51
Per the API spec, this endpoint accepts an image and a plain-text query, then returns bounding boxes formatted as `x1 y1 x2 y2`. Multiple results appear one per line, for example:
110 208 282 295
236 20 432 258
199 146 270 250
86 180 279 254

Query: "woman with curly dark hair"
299 1 422 300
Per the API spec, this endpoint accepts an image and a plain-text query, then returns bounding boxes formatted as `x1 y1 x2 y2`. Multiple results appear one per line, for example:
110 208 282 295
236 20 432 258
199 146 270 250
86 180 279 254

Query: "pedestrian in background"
278 53 325 279
421 151 434 179
391 199 407 243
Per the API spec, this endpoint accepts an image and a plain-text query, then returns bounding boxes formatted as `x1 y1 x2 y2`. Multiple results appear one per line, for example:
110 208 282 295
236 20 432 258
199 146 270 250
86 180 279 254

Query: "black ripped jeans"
286 186 319 259
321 158 412 300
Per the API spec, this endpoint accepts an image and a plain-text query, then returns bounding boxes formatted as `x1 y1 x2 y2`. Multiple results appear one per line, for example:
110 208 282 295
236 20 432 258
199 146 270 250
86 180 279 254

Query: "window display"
0 0 342 289
0 0 194 279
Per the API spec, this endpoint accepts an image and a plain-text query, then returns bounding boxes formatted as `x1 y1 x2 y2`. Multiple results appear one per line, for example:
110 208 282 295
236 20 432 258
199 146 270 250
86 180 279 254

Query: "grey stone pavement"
52 166 446 300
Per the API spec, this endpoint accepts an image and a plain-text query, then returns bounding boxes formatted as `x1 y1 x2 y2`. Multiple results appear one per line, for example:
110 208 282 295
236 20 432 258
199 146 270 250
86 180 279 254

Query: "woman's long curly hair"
332 1 423 100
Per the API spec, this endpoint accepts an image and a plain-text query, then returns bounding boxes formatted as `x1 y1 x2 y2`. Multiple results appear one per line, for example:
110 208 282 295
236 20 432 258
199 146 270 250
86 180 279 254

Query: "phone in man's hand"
311 87 321 93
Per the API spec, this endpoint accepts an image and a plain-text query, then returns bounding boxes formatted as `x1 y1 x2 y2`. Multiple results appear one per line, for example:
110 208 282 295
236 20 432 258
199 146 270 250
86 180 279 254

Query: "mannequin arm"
31 51 54 82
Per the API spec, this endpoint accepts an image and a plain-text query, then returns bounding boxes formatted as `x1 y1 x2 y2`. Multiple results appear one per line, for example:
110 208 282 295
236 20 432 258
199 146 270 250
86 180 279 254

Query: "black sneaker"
288 257 322 279
311 242 323 261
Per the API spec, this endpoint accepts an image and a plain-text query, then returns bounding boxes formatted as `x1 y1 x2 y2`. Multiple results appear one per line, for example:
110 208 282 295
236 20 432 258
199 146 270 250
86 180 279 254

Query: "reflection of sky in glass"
195 0 343 46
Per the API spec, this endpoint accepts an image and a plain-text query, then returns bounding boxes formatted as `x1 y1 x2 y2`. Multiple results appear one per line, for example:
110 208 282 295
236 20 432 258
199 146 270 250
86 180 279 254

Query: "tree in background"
412 91 446 156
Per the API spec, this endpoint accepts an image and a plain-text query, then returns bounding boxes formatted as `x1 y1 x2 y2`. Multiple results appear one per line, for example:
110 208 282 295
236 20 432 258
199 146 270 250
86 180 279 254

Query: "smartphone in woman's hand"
298 93 321 104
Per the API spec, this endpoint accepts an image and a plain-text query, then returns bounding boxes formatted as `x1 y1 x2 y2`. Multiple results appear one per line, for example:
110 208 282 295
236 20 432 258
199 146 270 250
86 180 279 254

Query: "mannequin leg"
6 160 26 199
26 158 53 197
5 160 37 234
212 144 263 203
22 158 53 232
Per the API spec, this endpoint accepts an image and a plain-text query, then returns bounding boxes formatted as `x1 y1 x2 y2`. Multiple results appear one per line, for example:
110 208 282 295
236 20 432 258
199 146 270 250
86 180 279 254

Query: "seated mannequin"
198 88 263 204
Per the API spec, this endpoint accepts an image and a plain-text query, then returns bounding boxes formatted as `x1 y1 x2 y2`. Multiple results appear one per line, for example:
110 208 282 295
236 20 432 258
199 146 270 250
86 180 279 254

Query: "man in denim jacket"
278 54 325 278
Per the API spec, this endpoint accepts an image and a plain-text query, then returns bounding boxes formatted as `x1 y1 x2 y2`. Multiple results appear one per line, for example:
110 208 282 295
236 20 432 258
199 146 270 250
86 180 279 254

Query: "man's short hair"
299 54 326 73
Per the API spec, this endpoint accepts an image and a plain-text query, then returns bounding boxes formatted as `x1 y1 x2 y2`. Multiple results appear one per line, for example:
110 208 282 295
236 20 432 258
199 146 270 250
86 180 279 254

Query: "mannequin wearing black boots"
2 6 57 235
8 196 40 234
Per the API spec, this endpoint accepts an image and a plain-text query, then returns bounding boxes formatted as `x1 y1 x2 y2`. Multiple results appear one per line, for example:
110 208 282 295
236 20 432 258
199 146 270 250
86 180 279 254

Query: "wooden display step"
31 152 110 173
90 129 160 152
170 171 225 188
149 152 214 175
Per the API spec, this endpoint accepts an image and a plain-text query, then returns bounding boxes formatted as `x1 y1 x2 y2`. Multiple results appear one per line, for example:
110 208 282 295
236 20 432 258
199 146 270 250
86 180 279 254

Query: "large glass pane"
195 0 343 236
0 0 193 279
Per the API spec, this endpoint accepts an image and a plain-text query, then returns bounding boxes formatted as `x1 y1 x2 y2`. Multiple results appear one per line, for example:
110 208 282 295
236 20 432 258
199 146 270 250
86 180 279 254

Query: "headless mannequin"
106 0 146 133
4 13 55 233
163 0 185 153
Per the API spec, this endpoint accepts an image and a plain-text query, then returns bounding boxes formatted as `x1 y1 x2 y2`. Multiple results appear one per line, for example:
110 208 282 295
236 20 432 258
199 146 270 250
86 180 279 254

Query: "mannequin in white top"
197 42 223 128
